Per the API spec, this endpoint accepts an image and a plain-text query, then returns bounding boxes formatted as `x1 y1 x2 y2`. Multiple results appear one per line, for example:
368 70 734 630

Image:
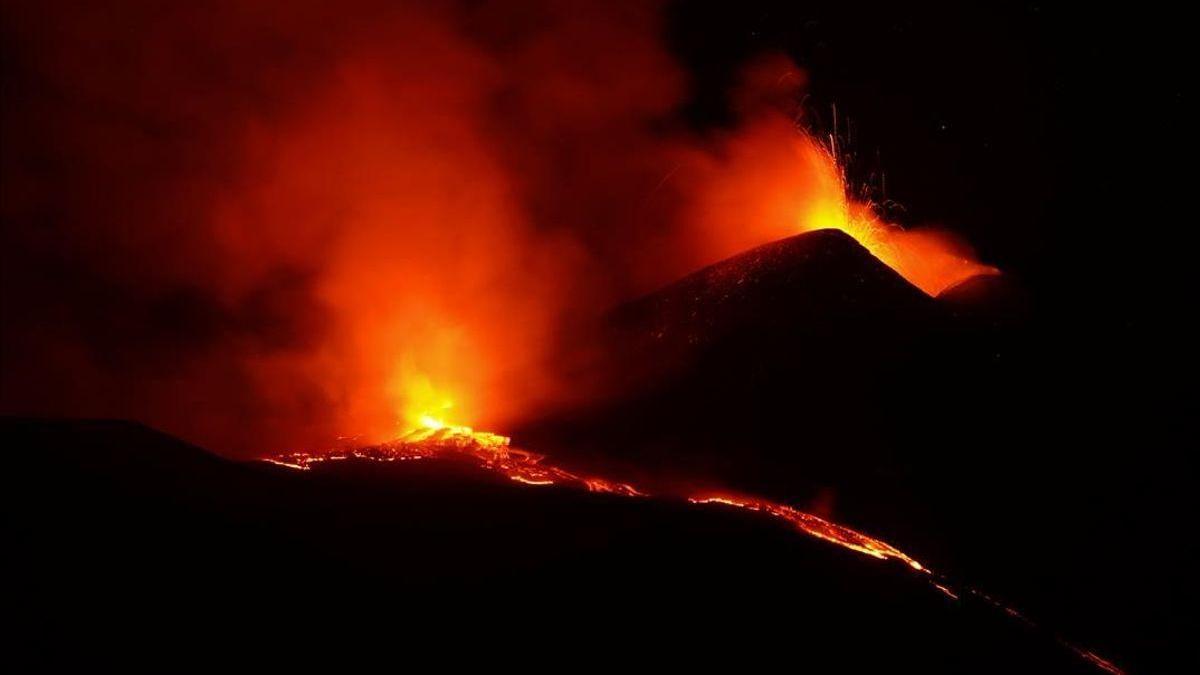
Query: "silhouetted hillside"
5 417 1097 672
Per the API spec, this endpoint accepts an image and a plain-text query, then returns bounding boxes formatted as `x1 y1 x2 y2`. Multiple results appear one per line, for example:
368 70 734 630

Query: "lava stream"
266 422 645 497
266 423 1122 675
268 424 916 567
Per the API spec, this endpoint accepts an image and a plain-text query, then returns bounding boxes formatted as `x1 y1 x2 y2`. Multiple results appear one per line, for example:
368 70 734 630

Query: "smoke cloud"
1 1 984 455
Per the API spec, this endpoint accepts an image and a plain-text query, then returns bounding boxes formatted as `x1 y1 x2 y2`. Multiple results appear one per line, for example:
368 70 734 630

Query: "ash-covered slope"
4 417 1100 672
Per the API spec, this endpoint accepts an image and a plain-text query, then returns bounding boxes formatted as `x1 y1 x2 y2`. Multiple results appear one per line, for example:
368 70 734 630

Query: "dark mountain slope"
515 229 1186 673
3 417 1097 672
520 229 958 500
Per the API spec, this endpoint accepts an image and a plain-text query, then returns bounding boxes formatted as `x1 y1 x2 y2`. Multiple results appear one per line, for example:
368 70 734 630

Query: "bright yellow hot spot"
391 368 458 434
417 414 448 430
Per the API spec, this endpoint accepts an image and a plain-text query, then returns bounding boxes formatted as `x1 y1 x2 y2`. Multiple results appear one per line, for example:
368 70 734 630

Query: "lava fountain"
676 111 1000 297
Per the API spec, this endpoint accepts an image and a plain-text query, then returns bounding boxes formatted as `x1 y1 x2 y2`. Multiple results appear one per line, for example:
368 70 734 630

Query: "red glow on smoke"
0 1 994 456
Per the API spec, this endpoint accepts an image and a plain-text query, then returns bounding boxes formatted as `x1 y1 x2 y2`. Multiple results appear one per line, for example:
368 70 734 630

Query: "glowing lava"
687 495 923 569
268 418 643 497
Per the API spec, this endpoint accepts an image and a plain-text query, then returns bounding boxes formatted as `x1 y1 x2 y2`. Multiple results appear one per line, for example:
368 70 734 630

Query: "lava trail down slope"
6 417 1119 673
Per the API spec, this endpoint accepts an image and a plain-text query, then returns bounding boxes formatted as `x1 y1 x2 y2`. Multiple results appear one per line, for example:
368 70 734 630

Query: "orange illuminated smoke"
679 114 999 296
797 140 999 296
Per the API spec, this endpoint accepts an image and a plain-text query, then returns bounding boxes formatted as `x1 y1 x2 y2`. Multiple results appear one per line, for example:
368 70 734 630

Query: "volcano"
520 228 979 500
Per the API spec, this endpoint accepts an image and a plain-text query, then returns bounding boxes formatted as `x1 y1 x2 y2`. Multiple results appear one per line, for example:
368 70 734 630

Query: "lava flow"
267 419 645 497
267 419 919 566
265 416 1123 675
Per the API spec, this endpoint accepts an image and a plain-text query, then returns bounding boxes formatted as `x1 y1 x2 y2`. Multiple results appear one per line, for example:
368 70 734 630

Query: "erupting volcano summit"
4 1 1178 671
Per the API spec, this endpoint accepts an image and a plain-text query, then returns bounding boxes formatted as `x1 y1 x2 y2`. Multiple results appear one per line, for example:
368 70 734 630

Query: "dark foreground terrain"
6 417 1108 672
